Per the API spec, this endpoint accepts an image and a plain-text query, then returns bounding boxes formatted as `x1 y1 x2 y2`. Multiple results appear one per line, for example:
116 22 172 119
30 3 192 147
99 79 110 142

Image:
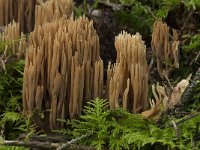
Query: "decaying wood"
1 140 58 149
1 141 95 150
169 68 200 114
168 74 192 108
57 133 92 150
1 133 95 150
142 72 192 119
180 68 200 104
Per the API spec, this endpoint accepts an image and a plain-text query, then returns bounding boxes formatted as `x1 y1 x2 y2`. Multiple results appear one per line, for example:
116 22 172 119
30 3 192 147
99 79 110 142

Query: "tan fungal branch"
107 31 149 113
0 0 72 33
0 0 37 32
35 0 74 27
23 16 101 130
151 20 179 76
0 21 26 59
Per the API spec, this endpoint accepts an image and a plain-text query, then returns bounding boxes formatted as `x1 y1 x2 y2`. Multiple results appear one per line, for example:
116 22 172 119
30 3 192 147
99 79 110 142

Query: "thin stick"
175 114 199 125
195 51 200 62
163 74 173 90
167 114 200 128
171 120 180 139
1 140 59 149
146 6 157 20
57 133 91 150
1 140 95 150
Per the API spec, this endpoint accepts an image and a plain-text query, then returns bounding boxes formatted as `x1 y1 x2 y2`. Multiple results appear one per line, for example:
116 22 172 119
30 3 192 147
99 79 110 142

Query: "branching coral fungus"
151 20 179 76
0 0 37 32
0 21 26 58
107 31 149 113
0 0 73 33
35 0 73 27
23 16 101 130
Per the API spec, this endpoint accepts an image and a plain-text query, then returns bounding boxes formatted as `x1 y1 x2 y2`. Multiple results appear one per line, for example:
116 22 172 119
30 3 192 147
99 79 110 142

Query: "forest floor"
0 0 200 150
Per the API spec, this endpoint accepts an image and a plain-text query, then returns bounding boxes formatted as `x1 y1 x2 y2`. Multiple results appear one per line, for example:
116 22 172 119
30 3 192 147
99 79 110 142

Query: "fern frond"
1 112 22 124
69 98 110 148
68 98 200 149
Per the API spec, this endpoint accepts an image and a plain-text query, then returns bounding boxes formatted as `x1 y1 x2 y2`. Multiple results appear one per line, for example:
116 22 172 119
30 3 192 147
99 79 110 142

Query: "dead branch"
175 114 200 125
1 140 58 149
167 114 200 127
1 140 95 150
171 120 180 139
57 133 92 150
168 68 200 115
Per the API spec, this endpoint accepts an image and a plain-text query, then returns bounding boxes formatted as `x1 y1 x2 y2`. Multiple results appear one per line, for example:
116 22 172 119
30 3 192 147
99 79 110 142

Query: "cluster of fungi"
0 0 188 131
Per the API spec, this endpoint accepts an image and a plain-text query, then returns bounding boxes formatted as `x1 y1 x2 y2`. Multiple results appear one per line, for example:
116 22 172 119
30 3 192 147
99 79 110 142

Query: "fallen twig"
1 140 59 149
195 51 200 62
171 120 180 139
176 114 199 125
1 140 95 150
168 113 200 127
57 132 92 150
0 132 94 150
